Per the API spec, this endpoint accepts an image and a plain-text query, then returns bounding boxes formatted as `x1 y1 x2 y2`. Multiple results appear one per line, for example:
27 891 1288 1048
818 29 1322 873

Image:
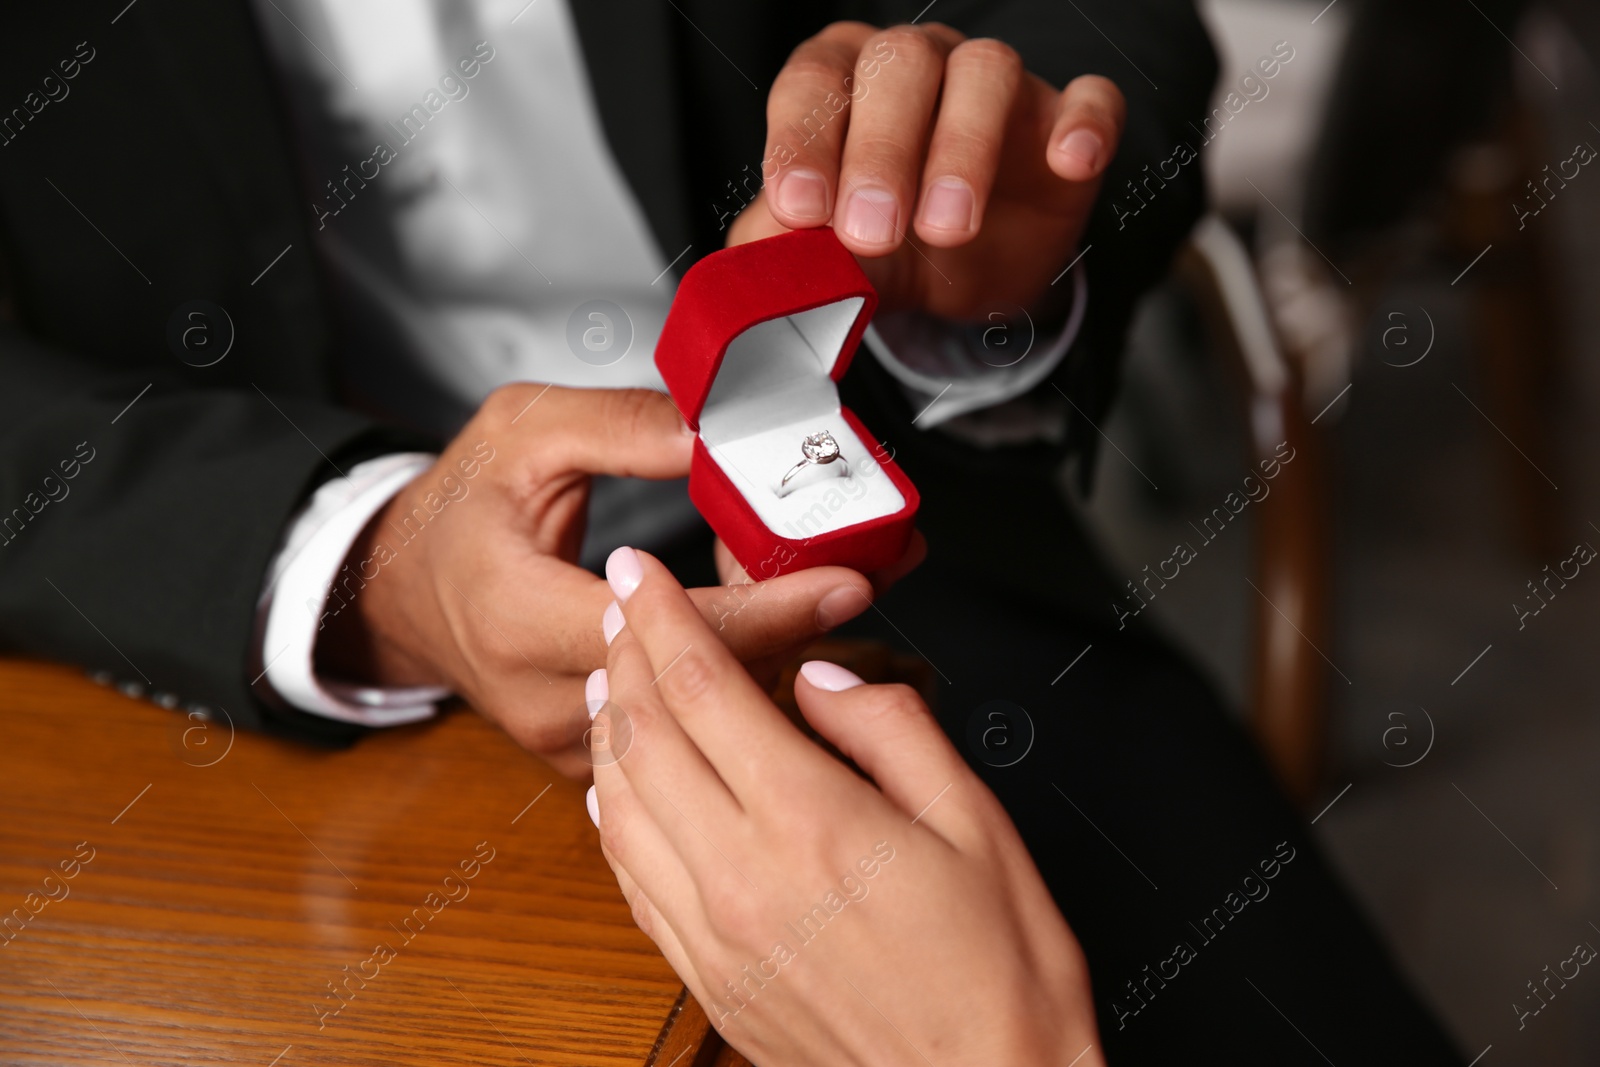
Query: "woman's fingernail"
606 546 643 602
775 167 829 218
919 178 974 232
586 668 608 718
586 785 600 828
840 187 899 245
1058 128 1103 173
815 584 870 629
602 600 624 646
799 659 867 692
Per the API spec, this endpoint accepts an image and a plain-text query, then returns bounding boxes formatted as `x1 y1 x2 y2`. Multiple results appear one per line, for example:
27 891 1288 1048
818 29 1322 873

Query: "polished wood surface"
0 658 714 1066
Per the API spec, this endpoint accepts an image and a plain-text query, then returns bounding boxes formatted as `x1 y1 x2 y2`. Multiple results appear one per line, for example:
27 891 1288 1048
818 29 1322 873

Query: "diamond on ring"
801 432 840 463
779 430 850 495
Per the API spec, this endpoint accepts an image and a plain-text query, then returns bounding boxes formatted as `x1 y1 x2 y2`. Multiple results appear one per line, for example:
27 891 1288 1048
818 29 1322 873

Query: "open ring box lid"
655 228 919 578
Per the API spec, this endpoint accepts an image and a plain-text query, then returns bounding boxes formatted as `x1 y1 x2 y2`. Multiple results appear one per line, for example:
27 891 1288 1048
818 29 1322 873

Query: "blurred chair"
1177 214 1331 805
1183 0 1593 795
1440 111 1569 560
1173 0 1349 802
1299 0 1580 560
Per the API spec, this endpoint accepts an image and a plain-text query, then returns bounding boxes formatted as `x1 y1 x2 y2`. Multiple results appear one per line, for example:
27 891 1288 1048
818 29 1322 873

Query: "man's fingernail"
840 187 899 245
586 785 599 828
815 584 870 630
775 167 829 218
919 178 974 232
606 546 643 602
602 600 624 645
586 668 608 718
1058 128 1103 173
799 659 867 692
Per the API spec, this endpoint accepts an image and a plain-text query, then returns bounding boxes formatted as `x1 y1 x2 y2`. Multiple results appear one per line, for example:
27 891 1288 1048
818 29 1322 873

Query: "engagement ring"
779 431 849 495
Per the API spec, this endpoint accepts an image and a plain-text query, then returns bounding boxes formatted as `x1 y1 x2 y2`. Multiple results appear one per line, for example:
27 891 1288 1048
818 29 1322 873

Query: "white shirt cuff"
862 260 1088 430
257 452 452 726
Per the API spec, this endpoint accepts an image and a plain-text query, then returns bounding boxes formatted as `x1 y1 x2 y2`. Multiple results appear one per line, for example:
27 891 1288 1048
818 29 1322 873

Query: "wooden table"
0 659 741 1066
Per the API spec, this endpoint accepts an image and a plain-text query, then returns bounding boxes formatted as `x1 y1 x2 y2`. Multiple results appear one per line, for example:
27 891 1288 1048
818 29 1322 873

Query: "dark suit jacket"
0 0 1216 742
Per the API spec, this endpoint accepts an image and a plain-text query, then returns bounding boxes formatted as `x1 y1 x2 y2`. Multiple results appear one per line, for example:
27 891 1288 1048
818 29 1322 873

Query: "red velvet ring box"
655 228 920 579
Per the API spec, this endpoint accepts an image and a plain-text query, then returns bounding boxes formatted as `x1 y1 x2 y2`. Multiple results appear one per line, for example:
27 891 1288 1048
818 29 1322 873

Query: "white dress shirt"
249 0 1083 724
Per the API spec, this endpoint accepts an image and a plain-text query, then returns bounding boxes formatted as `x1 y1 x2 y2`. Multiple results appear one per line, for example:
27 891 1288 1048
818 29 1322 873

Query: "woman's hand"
728 21 1125 322
586 546 1105 1066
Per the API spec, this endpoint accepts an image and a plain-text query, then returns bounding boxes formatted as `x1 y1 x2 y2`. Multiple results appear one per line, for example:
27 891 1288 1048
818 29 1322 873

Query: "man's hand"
729 21 1125 321
590 547 1104 1066
315 384 880 777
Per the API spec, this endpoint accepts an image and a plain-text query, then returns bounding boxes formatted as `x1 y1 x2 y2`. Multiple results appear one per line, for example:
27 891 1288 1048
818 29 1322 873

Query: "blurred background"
1066 0 1600 1060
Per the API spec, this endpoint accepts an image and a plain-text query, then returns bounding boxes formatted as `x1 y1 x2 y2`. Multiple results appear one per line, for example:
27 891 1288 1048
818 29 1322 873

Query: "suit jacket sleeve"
0 325 427 746
0 2 444 745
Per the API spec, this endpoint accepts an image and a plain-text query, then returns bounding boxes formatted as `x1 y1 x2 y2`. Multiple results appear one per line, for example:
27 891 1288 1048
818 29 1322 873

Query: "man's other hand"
730 21 1126 322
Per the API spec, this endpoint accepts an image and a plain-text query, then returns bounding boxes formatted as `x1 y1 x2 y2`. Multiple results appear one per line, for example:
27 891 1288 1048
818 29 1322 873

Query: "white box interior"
698 299 906 541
